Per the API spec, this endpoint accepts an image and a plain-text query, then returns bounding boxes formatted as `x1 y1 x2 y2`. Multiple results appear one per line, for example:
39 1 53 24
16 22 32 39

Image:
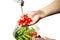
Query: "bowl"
13 24 41 40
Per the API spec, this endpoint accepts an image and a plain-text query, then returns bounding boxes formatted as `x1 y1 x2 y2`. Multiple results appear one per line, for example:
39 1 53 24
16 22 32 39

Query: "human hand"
22 11 45 25
35 37 54 40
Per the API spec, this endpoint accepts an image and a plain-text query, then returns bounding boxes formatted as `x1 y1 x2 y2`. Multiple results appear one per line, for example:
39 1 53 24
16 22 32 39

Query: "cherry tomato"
28 18 32 22
18 14 32 26
18 19 24 25
30 32 37 37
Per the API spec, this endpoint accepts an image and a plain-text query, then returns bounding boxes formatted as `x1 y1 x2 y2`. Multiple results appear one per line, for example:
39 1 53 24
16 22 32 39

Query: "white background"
0 0 60 40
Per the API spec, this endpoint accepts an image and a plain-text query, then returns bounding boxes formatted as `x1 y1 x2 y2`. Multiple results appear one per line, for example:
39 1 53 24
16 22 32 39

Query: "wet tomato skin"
18 14 32 26
30 32 37 37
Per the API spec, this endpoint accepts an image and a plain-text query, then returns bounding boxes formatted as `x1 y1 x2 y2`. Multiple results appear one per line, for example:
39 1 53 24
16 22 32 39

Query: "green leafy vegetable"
17 27 26 35
15 27 35 40
24 34 32 40
17 36 23 40
21 35 28 40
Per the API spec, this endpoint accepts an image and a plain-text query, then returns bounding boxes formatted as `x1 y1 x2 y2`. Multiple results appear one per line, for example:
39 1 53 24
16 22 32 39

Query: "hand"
22 11 45 25
35 37 54 40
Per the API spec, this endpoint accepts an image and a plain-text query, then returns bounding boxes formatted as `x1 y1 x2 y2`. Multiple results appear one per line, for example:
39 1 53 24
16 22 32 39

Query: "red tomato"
18 14 33 26
30 32 37 37
28 18 32 22
23 14 28 17
18 19 24 25
24 20 30 25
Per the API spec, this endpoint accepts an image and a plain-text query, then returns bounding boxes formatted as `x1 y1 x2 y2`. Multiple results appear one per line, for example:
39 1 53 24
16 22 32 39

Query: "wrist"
36 10 47 18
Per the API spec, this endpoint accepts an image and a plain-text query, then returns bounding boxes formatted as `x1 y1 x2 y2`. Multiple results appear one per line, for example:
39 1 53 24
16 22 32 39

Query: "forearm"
38 0 60 18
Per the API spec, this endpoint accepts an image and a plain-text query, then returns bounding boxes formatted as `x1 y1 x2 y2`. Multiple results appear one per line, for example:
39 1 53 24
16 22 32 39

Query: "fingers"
28 11 37 17
22 11 41 25
43 37 55 40
35 38 45 40
35 37 54 40
29 15 41 25
23 11 37 18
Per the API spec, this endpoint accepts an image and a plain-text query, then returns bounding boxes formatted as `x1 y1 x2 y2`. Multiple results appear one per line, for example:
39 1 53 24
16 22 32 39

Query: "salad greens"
15 27 35 40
